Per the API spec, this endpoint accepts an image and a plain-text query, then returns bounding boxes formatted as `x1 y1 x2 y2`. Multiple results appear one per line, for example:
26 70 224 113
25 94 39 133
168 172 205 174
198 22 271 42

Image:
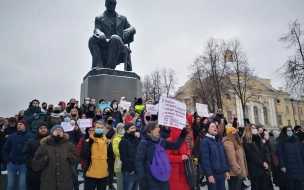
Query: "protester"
90 98 96 106
0 128 5 172
81 97 91 114
44 104 54 120
99 99 107 104
23 99 46 134
2 120 34 190
118 97 127 115
110 100 123 124
185 123 194 155
93 107 103 122
3 117 17 138
67 98 77 113
212 108 228 126
119 123 141 190
31 125 80 190
80 121 114 190
136 121 188 190
193 127 206 188
134 98 144 116
41 102 48 113
101 108 117 127
46 105 64 129
71 108 80 123
18 110 24 121
58 101 67 115
142 111 152 129
113 123 125 190
166 127 191 190
124 106 136 123
242 123 271 190
22 121 48 190
81 113 87 119
294 125 304 143
276 126 304 190
192 115 202 140
223 126 248 190
160 126 171 139
85 104 96 119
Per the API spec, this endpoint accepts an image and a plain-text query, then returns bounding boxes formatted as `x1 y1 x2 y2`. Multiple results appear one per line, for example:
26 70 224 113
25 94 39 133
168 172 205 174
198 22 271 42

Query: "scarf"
147 132 160 142
51 113 62 118
28 106 42 114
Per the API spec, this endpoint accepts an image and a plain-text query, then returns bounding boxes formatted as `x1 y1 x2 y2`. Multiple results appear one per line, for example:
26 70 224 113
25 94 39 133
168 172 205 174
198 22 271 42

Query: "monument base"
80 68 142 104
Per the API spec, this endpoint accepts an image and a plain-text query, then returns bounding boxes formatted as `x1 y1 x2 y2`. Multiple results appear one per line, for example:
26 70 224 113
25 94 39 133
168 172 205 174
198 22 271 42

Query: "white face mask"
113 104 117 109
252 129 258 135
85 101 89 105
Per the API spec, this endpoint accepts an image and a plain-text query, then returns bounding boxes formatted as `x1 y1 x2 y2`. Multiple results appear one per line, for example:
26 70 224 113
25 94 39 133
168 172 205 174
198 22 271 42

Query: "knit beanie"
36 121 47 131
30 99 40 105
64 113 71 118
145 121 158 133
202 122 211 132
226 126 236 135
17 120 28 128
51 125 64 134
124 123 134 131
116 123 125 130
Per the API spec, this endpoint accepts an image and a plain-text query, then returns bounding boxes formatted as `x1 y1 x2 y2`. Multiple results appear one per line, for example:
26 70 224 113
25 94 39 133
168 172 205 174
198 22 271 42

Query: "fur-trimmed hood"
40 133 69 145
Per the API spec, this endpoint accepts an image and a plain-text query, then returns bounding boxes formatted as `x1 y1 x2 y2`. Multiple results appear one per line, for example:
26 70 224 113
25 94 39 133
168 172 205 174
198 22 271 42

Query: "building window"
278 115 282 125
293 106 297 114
286 106 289 114
288 120 291 126
227 111 232 122
299 107 303 115
295 120 298 126
254 106 259 124
301 120 304 128
263 107 269 124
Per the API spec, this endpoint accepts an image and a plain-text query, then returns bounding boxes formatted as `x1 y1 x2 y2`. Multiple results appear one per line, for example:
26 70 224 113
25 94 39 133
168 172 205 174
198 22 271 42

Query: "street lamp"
289 95 296 126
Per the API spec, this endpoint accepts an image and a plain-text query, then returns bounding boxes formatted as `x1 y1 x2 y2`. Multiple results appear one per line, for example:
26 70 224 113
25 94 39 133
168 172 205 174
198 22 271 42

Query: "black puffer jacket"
22 133 48 182
119 133 140 173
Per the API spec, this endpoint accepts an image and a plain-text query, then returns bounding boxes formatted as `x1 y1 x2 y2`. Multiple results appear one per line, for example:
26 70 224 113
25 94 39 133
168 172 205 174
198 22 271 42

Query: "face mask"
85 101 89 105
106 112 111 116
64 118 71 122
129 130 136 135
71 114 77 117
118 131 125 135
107 120 113 125
113 104 117 109
52 135 63 142
92 102 96 105
287 131 293 137
48 108 53 111
96 113 101 116
54 110 60 113
260 132 265 139
145 116 151 121
130 111 135 116
252 129 258 135
42 106 47 110
95 128 103 134
233 133 239 140
70 103 75 107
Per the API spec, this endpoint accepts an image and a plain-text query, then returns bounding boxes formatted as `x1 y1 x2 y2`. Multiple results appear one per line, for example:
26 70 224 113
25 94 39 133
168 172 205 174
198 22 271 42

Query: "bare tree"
161 68 178 97
279 19 304 95
142 75 152 101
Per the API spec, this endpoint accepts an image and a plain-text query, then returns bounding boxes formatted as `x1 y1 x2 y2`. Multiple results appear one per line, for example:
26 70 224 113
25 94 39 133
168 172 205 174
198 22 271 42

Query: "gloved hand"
180 128 188 139
139 177 148 190
88 138 94 145
123 109 127 114
193 157 198 163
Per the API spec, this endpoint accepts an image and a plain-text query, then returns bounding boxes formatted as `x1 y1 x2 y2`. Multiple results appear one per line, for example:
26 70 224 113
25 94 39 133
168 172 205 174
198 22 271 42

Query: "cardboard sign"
79 119 93 128
158 97 186 129
120 101 131 111
146 104 158 115
196 103 210 117
99 104 111 111
61 122 74 132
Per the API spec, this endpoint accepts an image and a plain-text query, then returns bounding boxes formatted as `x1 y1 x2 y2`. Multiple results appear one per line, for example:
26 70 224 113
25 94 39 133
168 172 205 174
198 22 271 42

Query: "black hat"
202 122 211 132
294 125 302 132
36 121 47 131
30 99 40 105
124 123 134 131
145 121 158 133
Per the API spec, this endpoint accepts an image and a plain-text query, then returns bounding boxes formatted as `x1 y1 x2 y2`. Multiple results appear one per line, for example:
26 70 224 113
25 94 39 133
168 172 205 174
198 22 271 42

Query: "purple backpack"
142 138 172 181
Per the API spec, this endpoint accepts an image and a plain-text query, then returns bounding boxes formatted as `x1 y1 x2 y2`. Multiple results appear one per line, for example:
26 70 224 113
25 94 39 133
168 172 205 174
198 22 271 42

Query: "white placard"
158 97 186 129
61 122 74 132
196 103 210 117
120 101 131 110
79 119 93 128
146 104 158 115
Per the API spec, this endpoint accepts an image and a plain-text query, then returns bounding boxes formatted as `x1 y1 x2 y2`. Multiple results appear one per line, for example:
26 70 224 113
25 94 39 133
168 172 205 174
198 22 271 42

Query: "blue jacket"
276 137 304 179
2 131 34 164
200 135 230 177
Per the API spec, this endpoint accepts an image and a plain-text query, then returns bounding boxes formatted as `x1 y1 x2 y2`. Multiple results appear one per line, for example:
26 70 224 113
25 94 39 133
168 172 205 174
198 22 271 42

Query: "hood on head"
110 100 118 110
170 127 181 141
121 97 126 101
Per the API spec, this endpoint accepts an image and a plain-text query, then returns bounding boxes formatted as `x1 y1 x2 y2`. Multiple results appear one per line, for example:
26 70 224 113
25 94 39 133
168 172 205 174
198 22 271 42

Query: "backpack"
184 157 198 188
142 139 172 181
29 113 46 134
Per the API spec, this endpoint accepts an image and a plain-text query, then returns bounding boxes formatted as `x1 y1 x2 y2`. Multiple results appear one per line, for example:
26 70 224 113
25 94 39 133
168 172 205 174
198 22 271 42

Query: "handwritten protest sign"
146 104 158 115
61 122 74 132
120 101 131 110
79 119 93 128
158 97 186 129
99 104 111 111
196 103 210 117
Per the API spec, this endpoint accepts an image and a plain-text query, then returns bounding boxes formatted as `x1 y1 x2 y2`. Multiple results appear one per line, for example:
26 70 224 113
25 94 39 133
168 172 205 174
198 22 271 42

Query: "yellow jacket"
113 133 124 172
135 105 144 116
85 134 110 178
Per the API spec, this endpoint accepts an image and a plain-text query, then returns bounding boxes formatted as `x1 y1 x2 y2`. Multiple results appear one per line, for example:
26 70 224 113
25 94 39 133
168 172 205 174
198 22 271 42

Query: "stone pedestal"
80 68 142 104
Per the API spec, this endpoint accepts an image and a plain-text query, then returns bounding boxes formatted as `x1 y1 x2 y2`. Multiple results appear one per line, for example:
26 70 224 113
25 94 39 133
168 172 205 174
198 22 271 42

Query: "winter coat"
272 140 287 187
23 108 46 133
242 135 271 178
3 125 17 136
119 133 140 173
113 133 123 172
191 122 202 140
276 137 304 179
160 127 170 139
65 128 83 146
31 134 80 190
212 113 228 126
166 128 190 190
111 109 123 124
80 134 113 179
104 124 116 141
2 131 34 164
222 136 248 177
193 130 206 158
46 115 63 129
125 115 136 123
0 131 5 163
22 134 47 182
136 134 185 190
200 134 230 177
76 137 86 168
134 104 144 116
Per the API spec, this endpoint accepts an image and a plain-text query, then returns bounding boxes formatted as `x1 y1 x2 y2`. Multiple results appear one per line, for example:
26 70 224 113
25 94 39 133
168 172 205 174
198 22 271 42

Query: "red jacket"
76 137 86 167
166 128 190 190
125 115 136 123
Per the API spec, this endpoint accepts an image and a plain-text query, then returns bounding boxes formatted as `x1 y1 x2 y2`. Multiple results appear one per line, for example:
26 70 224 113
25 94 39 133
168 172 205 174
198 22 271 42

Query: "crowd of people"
1 97 304 190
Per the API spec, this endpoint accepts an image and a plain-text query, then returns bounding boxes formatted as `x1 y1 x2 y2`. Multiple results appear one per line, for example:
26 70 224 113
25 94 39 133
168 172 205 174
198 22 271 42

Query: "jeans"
7 163 27 190
206 172 225 190
71 165 79 188
123 172 139 190
86 177 108 190
250 176 266 190
227 176 241 190
286 179 304 190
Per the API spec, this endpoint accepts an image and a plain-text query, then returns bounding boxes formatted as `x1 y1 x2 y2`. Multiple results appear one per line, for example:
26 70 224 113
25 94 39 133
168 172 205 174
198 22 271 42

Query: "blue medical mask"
130 111 135 116
64 118 71 122
118 131 125 135
287 131 293 137
95 128 103 134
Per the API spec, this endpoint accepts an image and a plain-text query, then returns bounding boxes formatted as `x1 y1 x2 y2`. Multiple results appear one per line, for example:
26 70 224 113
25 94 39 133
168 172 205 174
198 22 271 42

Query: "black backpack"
184 157 198 188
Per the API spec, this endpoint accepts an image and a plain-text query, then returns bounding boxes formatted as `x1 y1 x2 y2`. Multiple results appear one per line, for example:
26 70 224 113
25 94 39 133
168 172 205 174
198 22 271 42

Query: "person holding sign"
110 100 123 125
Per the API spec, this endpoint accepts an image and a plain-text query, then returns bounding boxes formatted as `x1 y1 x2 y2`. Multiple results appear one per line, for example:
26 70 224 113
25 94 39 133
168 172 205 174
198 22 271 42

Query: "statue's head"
105 0 117 12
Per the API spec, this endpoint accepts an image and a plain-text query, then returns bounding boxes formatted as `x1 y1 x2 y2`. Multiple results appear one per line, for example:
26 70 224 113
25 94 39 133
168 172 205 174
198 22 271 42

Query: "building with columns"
175 77 304 129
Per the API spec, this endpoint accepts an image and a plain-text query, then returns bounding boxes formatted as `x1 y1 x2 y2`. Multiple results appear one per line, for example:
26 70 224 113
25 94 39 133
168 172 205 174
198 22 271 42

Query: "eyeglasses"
54 129 63 132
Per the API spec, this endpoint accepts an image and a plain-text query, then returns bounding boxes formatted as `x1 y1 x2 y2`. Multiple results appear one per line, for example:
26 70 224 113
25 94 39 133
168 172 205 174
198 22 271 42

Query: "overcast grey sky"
1 0 303 117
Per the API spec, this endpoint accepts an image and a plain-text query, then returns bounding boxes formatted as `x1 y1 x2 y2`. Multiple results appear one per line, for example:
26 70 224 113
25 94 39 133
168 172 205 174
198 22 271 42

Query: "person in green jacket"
113 123 125 190
134 98 144 117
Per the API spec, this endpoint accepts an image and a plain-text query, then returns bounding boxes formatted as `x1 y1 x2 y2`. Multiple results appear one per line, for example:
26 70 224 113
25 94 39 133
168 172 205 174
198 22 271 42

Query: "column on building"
268 97 277 128
250 100 254 123
235 95 243 126
259 97 265 125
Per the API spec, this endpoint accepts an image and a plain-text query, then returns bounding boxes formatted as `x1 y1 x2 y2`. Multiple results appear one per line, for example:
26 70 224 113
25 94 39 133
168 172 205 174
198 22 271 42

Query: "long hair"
278 126 297 142
226 132 243 150
70 108 79 119
242 123 255 143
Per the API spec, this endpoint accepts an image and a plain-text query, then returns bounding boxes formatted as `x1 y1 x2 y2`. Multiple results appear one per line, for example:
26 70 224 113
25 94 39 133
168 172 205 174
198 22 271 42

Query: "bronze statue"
88 0 136 71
